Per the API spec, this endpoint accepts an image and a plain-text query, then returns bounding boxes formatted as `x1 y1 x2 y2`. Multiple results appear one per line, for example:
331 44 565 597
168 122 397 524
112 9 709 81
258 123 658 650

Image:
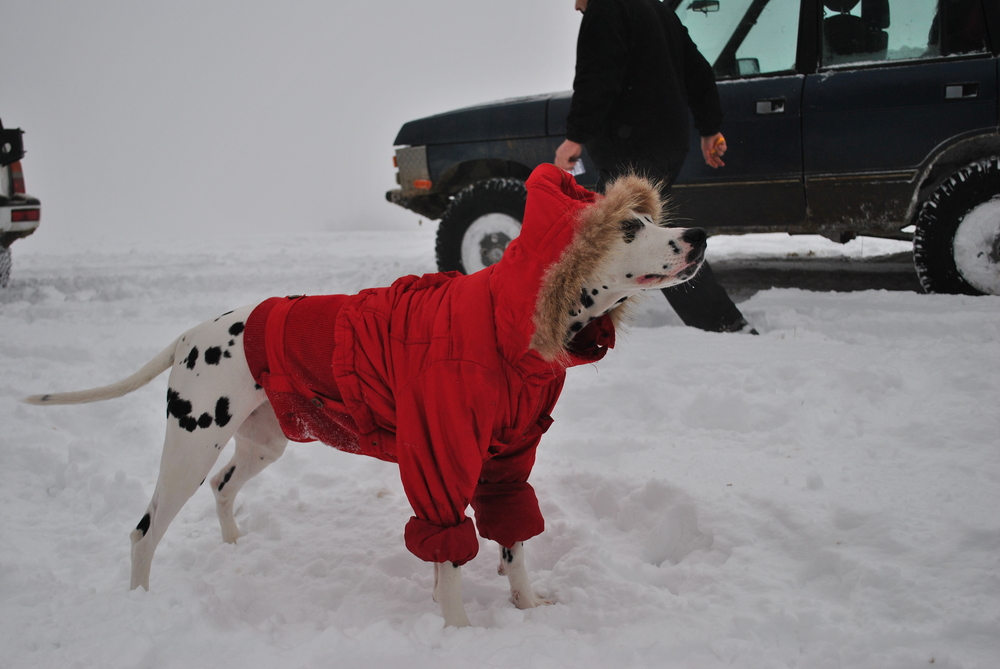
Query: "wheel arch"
436 159 534 200
911 131 1000 223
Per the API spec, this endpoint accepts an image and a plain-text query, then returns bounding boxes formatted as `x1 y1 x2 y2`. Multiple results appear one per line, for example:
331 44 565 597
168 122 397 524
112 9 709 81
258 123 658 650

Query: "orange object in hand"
712 134 726 157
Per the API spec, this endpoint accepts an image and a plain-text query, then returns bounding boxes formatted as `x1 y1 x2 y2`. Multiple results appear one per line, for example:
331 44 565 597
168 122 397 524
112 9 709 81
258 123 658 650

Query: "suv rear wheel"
435 178 526 274
914 158 1000 296
0 245 11 288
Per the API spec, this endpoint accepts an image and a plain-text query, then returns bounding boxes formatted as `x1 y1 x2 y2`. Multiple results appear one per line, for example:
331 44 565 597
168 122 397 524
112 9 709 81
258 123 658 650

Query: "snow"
2 228 999 669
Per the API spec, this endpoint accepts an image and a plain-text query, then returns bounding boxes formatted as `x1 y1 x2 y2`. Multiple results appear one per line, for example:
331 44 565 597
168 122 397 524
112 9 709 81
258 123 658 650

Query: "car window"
735 0 801 75
677 0 751 68
677 0 800 78
821 0 989 67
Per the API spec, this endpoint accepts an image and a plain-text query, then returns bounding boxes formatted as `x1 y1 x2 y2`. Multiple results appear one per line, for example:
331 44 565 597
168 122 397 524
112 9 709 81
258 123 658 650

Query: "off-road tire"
435 178 527 274
913 158 1000 295
0 245 11 288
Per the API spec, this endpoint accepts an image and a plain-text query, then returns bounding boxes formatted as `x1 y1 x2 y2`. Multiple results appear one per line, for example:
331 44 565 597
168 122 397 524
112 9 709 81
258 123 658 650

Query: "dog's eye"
620 217 644 244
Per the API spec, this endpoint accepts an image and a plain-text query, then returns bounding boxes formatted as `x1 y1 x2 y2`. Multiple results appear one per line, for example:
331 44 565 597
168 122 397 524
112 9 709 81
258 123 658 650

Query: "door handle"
756 98 786 114
945 83 979 99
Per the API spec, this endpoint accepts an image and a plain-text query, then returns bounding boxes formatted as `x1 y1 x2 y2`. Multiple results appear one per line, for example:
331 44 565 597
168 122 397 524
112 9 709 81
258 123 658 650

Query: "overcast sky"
1 1 580 251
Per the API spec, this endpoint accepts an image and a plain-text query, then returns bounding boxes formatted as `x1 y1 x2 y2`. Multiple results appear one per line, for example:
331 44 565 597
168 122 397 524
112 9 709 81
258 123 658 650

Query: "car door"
673 0 807 231
802 0 997 235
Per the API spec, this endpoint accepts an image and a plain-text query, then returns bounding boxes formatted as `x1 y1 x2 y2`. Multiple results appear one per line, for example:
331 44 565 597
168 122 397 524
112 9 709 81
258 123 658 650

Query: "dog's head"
530 173 706 362
596 211 706 289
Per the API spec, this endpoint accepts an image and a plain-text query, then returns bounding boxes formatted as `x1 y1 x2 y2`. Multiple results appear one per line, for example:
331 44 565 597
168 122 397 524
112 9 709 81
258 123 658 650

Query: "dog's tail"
22 338 180 406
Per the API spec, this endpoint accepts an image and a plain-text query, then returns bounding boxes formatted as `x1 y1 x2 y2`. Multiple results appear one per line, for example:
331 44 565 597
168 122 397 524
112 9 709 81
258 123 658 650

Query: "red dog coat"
244 164 616 564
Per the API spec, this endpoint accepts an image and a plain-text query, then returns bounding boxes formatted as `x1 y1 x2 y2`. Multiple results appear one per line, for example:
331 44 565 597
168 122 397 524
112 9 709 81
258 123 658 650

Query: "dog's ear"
598 173 664 225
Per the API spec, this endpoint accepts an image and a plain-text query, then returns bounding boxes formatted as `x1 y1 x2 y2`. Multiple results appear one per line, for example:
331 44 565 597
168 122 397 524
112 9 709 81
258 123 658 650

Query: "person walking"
555 0 755 334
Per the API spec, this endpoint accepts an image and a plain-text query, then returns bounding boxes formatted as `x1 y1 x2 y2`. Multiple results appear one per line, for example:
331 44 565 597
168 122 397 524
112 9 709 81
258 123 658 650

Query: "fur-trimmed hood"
488 164 663 370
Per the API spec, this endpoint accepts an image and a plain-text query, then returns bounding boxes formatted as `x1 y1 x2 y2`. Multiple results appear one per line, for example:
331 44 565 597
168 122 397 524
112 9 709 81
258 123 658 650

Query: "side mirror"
689 1 720 13
736 58 761 76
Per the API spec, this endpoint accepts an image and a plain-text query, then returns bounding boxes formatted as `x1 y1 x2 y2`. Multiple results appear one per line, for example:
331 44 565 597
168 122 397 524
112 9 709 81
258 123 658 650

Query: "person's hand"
555 139 583 171
701 133 727 168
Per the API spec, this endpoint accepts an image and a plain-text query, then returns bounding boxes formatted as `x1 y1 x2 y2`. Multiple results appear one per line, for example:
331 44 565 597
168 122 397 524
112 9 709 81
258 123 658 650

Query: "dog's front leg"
432 562 471 627
498 542 552 609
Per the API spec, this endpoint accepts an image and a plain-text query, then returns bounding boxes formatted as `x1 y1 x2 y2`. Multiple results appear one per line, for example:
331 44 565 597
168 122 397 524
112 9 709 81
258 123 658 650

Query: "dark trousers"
594 154 746 332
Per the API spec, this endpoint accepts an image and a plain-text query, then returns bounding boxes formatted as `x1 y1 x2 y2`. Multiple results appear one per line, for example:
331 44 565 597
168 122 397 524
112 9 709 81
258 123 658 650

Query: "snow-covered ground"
2 228 998 669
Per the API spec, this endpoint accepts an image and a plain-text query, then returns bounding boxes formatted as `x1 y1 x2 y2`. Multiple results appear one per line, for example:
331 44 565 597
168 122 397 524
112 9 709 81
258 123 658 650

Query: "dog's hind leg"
130 415 252 590
498 541 552 609
130 305 266 590
210 401 287 544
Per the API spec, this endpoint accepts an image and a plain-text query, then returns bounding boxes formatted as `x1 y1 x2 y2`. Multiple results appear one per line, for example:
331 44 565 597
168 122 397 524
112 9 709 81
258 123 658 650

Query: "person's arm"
674 13 725 168
558 0 630 167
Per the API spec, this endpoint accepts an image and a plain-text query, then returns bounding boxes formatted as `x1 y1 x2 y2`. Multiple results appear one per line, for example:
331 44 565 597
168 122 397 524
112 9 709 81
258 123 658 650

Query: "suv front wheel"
913 158 1000 296
435 178 526 274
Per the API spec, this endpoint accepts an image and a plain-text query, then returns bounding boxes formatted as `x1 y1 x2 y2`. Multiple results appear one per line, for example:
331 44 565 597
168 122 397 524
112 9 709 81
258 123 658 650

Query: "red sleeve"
395 361 499 565
470 412 555 549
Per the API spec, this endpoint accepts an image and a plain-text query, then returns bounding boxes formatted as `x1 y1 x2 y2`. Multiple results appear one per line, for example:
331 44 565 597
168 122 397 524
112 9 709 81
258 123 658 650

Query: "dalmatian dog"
23 168 706 627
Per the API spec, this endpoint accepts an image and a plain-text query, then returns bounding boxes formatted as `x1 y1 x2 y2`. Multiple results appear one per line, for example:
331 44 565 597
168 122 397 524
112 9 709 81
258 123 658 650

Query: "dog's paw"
510 589 553 610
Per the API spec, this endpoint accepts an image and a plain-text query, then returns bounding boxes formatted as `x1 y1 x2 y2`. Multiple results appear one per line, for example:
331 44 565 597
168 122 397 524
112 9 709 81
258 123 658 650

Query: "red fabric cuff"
404 516 479 565
471 482 544 548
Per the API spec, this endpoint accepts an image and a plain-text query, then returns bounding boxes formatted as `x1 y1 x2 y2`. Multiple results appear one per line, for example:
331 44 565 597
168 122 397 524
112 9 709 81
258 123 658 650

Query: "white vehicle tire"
913 158 1000 295
435 179 526 274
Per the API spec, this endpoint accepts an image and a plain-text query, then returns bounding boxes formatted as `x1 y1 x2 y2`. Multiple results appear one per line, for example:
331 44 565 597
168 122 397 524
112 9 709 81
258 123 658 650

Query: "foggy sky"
1 1 580 252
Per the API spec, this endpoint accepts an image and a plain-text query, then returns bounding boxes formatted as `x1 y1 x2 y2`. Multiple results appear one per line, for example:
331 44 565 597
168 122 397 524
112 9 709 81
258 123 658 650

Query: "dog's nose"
682 228 707 246
682 227 707 263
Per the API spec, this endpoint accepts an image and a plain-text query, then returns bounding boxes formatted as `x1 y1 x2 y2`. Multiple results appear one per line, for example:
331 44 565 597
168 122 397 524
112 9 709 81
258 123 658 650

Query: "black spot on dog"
669 240 681 255
214 311 234 322
580 288 595 309
224 350 232 359
228 339 235 347
217 465 236 492
228 322 245 337
617 297 628 304
569 322 584 333
204 347 223 365
167 388 192 419
136 513 151 537
215 397 232 427
625 273 633 279
185 347 199 370
254 384 263 391
591 288 599 296
502 547 514 564
620 217 643 244
179 416 199 432
197 413 213 429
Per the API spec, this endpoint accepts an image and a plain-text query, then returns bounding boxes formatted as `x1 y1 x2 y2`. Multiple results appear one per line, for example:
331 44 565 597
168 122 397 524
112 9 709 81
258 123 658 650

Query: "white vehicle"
1 118 41 288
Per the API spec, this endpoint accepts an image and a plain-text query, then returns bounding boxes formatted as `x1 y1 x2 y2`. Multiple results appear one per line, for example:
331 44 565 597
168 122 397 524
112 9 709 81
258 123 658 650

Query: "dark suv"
387 0 1000 296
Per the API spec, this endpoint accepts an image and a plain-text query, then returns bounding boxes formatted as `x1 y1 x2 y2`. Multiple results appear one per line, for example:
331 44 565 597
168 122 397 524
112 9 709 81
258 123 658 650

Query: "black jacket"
565 0 723 169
